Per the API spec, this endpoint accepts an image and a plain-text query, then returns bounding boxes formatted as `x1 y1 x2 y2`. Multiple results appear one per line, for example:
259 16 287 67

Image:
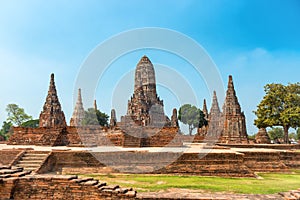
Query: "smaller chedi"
207 91 223 138
70 88 85 126
197 76 249 144
255 128 271 144
110 109 117 128
221 75 248 143
39 73 67 128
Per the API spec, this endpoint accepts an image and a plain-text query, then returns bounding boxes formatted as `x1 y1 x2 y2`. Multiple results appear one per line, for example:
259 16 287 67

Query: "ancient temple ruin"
121 55 171 127
255 128 271 144
70 88 85 126
207 91 223 138
39 74 67 128
220 75 248 143
109 109 117 128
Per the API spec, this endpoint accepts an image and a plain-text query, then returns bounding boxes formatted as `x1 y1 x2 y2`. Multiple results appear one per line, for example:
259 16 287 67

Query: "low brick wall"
218 143 300 150
0 166 136 200
0 149 23 165
280 151 300 168
7 127 66 146
240 151 288 172
40 151 255 177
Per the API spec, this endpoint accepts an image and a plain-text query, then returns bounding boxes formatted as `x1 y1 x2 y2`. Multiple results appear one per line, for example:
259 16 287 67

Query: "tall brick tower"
123 55 167 127
207 91 223 137
39 73 67 128
221 75 248 143
70 88 85 126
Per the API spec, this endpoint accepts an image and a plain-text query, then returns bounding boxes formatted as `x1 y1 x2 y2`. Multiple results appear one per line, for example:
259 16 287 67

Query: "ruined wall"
0 149 23 165
40 151 255 177
7 127 66 146
0 166 136 200
280 151 300 168
241 151 288 172
7 126 124 147
145 127 182 147
218 144 300 150
66 126 124 146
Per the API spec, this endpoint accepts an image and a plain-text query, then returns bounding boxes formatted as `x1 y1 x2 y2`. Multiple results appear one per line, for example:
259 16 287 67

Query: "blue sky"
0 0 299 134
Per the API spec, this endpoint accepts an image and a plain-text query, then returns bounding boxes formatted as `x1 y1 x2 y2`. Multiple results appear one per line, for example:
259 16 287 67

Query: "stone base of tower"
218 136 249 144
121 126 182 147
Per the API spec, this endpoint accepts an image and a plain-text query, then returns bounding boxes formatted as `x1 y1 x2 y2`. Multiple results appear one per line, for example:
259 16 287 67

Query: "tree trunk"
283 125 289 144
189 125 192 136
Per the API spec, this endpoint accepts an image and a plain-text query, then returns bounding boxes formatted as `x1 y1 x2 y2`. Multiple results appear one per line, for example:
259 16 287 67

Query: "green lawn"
81 171 300 194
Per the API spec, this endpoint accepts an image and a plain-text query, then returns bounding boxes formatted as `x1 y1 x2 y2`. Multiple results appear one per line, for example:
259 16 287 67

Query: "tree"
289 132 297 140
0 121 13 140
6 104 32 126
82 108 109 126
178 104 207 135
297 128 300 140
96 110 109 127
254 83 300 143
268 127 284 142
21 119 39 128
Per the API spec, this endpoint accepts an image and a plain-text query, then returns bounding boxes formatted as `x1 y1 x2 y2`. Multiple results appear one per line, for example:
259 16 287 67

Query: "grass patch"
80 171 300 194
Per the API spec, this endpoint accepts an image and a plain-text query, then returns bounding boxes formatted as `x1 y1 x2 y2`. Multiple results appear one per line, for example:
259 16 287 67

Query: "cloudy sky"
0 0 299 134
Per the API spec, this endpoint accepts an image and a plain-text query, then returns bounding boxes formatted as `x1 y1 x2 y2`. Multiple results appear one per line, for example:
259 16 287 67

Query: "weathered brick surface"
280 151 300 168
241 151 288 172
218 143 300 150
7 127 66 146
0 149 23 165
39 151 255 177
0 166 136 200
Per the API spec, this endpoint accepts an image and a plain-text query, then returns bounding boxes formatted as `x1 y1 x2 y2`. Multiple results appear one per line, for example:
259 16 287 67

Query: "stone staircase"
14 151 49 172
123 133 142 147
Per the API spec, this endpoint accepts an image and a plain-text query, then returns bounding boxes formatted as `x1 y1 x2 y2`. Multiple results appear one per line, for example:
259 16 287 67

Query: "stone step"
21 157 47 160
23 154 48 157
18 160 44 164
16 163 41 168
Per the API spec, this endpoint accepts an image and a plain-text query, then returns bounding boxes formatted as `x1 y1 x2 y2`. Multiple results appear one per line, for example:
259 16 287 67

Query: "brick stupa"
70 88 85 126
221 76 248 143
207 91 223 138
39 73 67 128
122 55 169 127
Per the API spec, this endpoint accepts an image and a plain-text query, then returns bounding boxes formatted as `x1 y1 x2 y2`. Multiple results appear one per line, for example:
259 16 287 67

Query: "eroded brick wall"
41 151 255 177
0 149 23 165
241 151 288 172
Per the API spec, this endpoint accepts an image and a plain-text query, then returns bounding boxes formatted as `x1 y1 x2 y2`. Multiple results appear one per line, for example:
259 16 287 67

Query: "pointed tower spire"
210 91 221 115
70 88 85 126
110 109 117 128
202 99 208 120
39 73 67 128
94 100 98 111
222 75 248 143
206 91 222 137
171 108 179 127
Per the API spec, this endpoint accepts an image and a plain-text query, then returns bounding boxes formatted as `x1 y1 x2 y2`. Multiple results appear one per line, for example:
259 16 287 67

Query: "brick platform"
0 165 136 200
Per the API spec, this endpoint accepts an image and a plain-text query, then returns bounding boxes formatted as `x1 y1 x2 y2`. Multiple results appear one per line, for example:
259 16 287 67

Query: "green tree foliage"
254 83 300 143
0 121 13 140
21 119 39 128
297 128 300 140
178 104 207 135
289 132 297 140
268 127 284 142
96 110 109 127
6 104 32 126
82 108 109 126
